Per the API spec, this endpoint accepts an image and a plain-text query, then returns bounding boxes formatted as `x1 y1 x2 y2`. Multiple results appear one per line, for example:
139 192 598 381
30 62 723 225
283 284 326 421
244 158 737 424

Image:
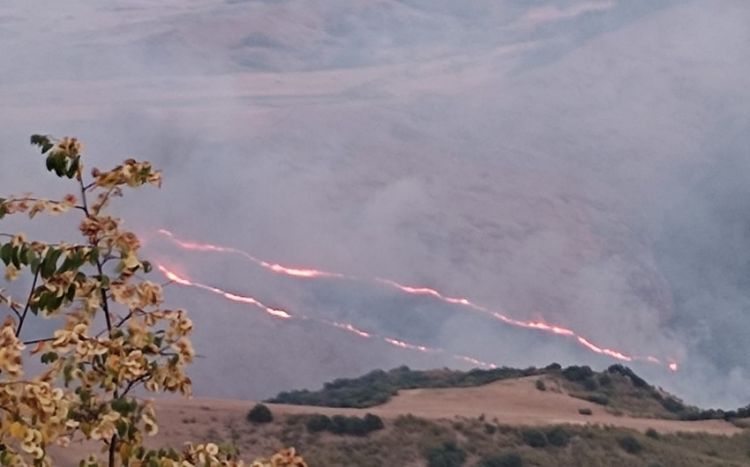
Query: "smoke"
1 0 749 408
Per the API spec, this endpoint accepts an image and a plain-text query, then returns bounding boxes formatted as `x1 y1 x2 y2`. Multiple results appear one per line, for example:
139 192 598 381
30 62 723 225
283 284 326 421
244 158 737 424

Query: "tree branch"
15 270 39 337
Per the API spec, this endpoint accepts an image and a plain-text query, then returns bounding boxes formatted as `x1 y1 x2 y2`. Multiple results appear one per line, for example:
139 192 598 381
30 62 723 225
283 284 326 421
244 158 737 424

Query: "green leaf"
29 250 41 274
63 362 74 386
45 153 56 172
10 246 21 269
88 247 100 265
66 156 80 179
41 352 58 364
41 248 63 279
116 419 128 438
0 243 11 266
30 134 53 153
65 284 76 302
19 246 30 266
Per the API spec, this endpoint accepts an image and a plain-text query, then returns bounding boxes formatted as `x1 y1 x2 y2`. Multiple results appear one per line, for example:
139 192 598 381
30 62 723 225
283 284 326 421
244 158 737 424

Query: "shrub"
363 413 385 432
617 435 643 454
660 397 685 414
521 429 547 448
585 393 609 406
479 452 523 467
607 365 649 388
545 363 562 371
578 408 593 416
535 380 546 391
484 423 497 435
598 373 612 386
330 415 368 436
426 441 467 467
305 414 331 433
645 428 659 439
582 377 598 391
545 426 571 447
247 404 273 424
562 365 594 382
319 414 385 436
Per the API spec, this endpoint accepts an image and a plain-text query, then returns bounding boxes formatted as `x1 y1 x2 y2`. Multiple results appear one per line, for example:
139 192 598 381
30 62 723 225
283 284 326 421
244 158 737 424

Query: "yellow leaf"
9 421 25 438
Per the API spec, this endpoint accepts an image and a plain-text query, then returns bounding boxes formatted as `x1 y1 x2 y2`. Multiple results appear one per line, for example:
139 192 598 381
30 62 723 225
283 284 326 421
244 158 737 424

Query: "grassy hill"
268 363 749 422
56 364 750 466
238 412 750 467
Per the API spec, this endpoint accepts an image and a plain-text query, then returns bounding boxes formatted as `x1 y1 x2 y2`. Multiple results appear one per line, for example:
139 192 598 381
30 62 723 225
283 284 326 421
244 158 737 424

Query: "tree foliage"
0 135 305 466
270 365 543 408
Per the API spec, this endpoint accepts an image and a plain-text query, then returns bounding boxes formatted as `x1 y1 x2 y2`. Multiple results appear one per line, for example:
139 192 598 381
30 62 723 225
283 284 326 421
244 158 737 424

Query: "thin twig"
15 270 39 337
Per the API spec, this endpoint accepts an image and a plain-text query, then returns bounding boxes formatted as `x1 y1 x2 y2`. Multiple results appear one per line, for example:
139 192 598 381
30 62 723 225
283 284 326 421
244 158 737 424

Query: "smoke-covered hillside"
0 0 748 407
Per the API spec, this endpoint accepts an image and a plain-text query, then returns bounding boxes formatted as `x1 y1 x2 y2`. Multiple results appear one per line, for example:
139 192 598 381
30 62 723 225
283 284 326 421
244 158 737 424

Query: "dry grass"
51 377 745 466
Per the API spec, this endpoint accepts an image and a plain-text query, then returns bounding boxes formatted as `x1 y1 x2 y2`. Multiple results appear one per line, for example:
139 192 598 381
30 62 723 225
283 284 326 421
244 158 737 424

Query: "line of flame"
155 229 677 371
158 264 498 368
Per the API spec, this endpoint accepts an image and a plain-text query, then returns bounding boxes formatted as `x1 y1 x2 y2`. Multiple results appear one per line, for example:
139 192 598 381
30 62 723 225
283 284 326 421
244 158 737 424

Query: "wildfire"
157 264 292 319
158 264 497 366
158 229 341 279
155 229 677 371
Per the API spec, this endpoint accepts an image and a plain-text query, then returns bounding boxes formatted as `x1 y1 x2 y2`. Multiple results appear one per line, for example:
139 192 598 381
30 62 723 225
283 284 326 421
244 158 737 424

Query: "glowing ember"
455 355 496 369
576 337 633 362
155 229 679 371
331 321 372 339
383 337 431 353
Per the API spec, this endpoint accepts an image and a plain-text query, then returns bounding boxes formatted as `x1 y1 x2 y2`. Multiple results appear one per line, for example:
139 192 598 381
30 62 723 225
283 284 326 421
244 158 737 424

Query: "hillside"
54 366 748 466
2 0 749 408
268 364 749 422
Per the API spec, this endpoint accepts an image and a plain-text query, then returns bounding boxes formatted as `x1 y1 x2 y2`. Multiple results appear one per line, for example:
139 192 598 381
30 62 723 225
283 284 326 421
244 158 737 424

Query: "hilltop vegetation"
269 364 750 422
268 365 544 408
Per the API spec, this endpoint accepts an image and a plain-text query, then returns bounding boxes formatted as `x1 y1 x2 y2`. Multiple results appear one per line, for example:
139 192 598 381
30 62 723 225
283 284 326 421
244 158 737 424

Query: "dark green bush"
645 428 659 439
308 414 384 436
660 397 685 414
305 414 331 433
607 365 649 388
246 403 273 424
426 441 467 467
363 413 384 432
268 366 543 408
521 429 547 448
578 408 593 416
598 373 612 386
562 365 594 382
618 435 643 454
535 380 546 391
484 423 497 435
545 426 571 447
478 452 523 467
584 393 609 406
330 415 368 436
582 377 598 391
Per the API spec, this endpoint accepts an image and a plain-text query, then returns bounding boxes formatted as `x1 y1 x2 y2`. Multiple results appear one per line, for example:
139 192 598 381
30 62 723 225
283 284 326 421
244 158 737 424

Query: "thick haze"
1 0 749 407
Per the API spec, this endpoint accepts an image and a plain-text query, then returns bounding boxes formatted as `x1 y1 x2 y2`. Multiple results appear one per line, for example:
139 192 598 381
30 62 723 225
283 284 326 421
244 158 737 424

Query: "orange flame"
158 267 496 367
158 229 341 279
155 230 677 371
158 264 292 319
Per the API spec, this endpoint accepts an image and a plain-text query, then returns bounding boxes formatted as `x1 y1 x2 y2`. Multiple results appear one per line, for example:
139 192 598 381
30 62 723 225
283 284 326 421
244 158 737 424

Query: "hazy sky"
1 0 749 407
